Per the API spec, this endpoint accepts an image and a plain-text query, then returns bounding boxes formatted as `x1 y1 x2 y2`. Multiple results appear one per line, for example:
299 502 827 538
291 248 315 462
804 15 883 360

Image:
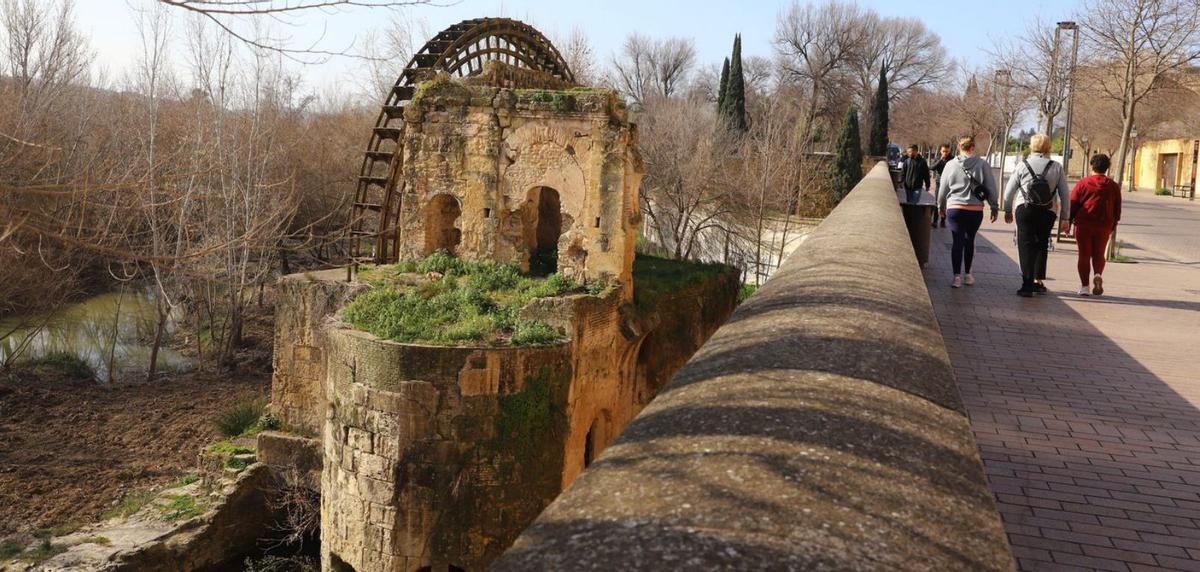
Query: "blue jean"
947 209 984 275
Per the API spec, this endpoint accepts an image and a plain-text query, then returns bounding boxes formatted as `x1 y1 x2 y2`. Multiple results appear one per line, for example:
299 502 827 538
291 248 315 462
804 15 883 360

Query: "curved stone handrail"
491 163 1015 571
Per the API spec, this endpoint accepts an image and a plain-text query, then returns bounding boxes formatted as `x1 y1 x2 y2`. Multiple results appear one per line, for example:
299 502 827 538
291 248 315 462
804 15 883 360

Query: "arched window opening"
584 424 596 468
331 554 357 572
526 187 562 276
424 194 462 255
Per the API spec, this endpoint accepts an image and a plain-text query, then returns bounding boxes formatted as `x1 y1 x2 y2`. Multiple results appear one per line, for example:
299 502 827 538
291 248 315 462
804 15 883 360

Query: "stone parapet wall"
492 163 1016 571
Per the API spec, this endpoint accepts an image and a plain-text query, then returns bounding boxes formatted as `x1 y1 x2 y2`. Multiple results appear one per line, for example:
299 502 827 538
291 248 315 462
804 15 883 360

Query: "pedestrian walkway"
1113 190 1200 265
924 212 1200 571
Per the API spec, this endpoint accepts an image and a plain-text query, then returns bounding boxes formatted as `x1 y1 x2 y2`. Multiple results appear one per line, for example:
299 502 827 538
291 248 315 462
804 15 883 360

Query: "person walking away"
937 137 999 288
930 144 953 228
1003 133 1070 297
1069 153 1122 296
901 144 931 205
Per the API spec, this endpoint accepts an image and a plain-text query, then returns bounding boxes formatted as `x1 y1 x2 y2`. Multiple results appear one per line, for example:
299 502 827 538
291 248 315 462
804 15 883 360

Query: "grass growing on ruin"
18 539 65 564
344 252 577 347
102 490 155 521
161 495 205 521
174 474 200 487
207 440 255 455
492 366 567 469
632 254 729 311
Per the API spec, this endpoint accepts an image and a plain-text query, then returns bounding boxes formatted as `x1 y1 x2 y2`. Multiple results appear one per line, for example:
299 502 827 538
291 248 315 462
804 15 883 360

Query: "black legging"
947 208 984 275
1015 204 1057 290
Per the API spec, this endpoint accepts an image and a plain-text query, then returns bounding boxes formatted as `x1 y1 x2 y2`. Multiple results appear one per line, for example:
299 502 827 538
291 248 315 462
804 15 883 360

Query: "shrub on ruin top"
343 253 579 347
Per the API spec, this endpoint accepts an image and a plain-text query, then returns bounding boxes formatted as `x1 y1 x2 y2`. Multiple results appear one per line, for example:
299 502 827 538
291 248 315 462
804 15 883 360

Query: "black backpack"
1022 159 1056 209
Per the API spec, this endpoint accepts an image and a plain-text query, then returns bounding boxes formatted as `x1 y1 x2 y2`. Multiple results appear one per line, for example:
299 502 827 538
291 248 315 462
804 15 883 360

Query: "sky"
71 0 1083 94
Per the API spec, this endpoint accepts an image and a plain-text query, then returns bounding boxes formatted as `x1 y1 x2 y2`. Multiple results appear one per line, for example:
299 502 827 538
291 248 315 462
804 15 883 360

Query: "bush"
1156 187 1173 196
19 539 64 564
737 283 758 304
0 539 24 559
213 399 266 438
26 352 93 380
257 412 281 431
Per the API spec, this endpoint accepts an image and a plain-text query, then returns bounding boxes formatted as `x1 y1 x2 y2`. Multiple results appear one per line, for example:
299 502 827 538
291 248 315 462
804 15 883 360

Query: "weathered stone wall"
319 329 573 571
392 81 643 289
492 163 1016 571
267 265 739 571
271 269 368 434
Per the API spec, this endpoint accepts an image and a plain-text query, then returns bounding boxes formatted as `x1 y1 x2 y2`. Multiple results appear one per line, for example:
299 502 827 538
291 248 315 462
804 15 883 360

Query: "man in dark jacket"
928 144 952 227
900 144 931 205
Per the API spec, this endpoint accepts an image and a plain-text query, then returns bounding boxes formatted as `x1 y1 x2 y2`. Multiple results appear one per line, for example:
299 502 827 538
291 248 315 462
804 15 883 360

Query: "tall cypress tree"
717 57 730 113
868 65 889 156
720 34 747 131
833 107 864 201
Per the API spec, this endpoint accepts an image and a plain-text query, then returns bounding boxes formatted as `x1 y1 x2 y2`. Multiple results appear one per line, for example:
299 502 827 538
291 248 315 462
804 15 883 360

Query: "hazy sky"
72 0 1080 94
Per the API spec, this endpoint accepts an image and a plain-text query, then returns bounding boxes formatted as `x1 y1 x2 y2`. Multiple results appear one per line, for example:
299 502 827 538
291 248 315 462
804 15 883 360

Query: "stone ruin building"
259 18 740 572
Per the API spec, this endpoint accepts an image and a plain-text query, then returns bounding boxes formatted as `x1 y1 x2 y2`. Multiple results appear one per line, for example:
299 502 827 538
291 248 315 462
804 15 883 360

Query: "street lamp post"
1058 21 1080 180
995 69 1014 194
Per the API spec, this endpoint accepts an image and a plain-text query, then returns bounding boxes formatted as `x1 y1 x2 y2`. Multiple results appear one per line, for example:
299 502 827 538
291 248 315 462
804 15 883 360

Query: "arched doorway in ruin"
583 410 611 468
525 187 562 276
424 194 462 255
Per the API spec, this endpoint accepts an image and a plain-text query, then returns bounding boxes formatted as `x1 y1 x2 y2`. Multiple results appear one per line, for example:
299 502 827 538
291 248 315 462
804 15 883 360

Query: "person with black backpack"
1003 133 1070 297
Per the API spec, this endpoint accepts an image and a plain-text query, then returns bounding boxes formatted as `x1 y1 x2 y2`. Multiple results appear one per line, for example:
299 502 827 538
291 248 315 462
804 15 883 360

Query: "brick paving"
924 212 1200 571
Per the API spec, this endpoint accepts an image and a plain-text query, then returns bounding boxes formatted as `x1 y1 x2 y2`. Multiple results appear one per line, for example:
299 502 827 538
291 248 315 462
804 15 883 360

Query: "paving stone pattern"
925 205 1200 572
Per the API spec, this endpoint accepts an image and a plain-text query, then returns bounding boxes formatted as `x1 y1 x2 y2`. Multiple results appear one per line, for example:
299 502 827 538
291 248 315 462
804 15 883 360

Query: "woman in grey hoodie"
937 137 999 288
1002 133 1070 297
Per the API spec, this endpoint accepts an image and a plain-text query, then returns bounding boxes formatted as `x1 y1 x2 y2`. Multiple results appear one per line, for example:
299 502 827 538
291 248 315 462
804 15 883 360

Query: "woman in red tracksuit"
1069 154 1122 296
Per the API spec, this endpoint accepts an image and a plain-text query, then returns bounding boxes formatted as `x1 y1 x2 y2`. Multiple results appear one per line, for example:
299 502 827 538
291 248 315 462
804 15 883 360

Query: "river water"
0 288 193 383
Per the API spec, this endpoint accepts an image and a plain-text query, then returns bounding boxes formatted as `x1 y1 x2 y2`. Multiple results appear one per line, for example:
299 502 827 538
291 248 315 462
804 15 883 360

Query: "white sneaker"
964 274 975 286
1077 286 1091 296
1092 275 1104 296
951 275 962 288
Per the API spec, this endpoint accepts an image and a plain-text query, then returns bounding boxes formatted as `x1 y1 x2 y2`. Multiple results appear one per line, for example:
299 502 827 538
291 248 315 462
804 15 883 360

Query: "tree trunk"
1107 108 1136 260
147 300 168 383
106 287 124 384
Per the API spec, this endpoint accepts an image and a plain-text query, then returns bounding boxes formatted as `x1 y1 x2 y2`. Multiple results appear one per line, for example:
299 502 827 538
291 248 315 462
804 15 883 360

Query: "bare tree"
775 0 868 149
638 97 737 259
853 15 949 107
1079 0 1200 190
609 33 696 103
155 0 433 60
361 14 425 100
556 26 598 86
